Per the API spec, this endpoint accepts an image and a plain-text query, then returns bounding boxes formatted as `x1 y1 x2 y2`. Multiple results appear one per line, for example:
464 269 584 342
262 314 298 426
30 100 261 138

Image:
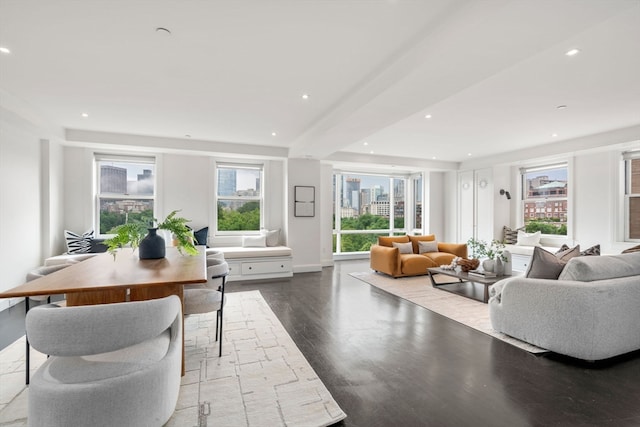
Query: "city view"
217 167 261 231
522 167 568 235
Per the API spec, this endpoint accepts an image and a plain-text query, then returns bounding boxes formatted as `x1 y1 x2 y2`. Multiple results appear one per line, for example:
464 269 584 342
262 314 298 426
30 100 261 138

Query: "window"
412 174 423 234
333 172 412 254
624 151 640 241
520 163 568 236
96 155 155 234
216 163 263 232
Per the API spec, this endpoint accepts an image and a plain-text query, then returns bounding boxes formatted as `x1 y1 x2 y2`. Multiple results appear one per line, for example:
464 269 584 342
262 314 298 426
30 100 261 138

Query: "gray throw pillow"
525 246 580 279
392 242 413 254
418 240 439 254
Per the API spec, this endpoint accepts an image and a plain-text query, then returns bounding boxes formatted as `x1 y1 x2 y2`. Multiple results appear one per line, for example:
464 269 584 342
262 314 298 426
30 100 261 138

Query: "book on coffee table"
468 270 497 278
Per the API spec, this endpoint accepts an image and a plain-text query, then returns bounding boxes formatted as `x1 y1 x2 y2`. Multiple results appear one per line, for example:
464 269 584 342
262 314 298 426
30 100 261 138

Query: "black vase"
139 228 166 259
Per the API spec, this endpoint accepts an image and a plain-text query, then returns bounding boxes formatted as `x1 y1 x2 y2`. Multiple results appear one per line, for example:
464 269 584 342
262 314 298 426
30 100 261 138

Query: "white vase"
495 258 504 275
482 258 495 272
503 250 512 275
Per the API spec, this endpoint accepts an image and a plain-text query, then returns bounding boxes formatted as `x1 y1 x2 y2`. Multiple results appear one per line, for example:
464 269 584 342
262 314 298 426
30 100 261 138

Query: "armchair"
26 295 182 427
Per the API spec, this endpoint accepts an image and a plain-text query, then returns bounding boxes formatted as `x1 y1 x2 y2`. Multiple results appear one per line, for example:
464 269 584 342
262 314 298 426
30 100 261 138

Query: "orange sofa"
370 235 468 278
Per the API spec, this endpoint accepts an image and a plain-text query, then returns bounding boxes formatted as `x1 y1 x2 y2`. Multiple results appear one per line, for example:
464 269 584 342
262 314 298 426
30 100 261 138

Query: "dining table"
0 246 207 374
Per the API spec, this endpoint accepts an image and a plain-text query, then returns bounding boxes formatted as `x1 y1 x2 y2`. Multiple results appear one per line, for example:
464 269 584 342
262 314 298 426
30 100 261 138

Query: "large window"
521 163 568 236
216 163 263 232
96 155 155 234
624 151 640 241
333 172 413 253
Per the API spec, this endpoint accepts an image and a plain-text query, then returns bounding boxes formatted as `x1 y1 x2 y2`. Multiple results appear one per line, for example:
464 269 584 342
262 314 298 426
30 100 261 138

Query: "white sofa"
489 252 640 360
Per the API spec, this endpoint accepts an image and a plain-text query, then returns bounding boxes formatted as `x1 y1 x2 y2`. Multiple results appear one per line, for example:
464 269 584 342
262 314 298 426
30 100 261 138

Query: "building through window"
95 155 155 235
520 163 568 236
216 163 263 232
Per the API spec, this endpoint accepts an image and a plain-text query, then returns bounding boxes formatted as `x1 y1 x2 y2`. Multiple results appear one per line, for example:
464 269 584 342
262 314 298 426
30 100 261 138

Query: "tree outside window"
521 164 568 235
96 156 155 235
625 154 640 241
216 164 262 232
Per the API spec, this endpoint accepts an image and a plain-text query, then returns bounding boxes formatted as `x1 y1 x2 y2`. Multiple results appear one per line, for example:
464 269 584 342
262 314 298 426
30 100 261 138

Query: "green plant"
104 210 198 258
466 238 507 262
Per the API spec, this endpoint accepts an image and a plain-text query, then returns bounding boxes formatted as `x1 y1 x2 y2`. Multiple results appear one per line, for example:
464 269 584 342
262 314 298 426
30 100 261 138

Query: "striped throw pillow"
65 230 94 254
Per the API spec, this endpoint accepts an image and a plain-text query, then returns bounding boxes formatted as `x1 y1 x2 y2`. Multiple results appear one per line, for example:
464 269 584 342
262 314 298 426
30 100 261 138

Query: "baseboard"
293 264 323 273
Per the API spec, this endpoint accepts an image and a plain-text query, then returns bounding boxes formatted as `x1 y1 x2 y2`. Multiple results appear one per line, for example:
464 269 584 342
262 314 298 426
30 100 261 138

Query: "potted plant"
466 238 507 273
105 210 199 259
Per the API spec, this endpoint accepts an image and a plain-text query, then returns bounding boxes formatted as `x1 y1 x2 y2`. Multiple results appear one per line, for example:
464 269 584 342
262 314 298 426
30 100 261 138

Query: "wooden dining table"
0 246 207 374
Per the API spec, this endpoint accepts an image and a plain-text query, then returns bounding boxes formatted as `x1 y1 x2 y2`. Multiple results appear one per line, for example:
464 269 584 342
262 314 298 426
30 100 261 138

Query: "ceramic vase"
482 258 495 272
495 258 505 275
503 250 512 275
139 228 166 259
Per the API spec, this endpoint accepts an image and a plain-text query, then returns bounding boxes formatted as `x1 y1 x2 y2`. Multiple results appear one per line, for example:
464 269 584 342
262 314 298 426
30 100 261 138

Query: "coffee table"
427 267 511 303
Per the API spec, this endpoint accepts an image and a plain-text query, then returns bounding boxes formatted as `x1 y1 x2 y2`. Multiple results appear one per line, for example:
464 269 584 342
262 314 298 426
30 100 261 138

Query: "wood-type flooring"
2 260 638 427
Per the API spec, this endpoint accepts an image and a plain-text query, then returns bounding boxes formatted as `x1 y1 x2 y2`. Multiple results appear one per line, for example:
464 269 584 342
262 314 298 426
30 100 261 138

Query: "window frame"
94 154 156 237
333 170 418 255
623 151 640 242
519 162 571 239
214 161 264 235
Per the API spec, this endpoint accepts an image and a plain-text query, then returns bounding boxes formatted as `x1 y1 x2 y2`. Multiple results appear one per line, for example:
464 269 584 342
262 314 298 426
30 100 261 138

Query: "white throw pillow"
392 242 413 254
516 230 541 246
260 229 280 247
242 235 266 248
418 240 438 253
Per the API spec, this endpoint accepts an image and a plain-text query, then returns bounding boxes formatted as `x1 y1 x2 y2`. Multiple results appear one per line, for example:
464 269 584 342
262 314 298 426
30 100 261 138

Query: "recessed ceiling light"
432 156 436 160
271 132 277 136
0 47 10 54
370 150 374 154
301 93 310 100
155 27 172 36
551 133 558 137
467 153 472 156
557 105 568 109
424 114 432 119
363 142 368 146
81 113 89 118
565 48 580 56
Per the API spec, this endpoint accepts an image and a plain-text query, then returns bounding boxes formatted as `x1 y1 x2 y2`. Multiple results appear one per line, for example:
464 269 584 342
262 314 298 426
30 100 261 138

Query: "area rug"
0 291 346 427
350 271 547 354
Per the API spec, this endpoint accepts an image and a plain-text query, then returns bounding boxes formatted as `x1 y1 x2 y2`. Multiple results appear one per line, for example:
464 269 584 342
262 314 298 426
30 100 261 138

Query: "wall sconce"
500 189 511 200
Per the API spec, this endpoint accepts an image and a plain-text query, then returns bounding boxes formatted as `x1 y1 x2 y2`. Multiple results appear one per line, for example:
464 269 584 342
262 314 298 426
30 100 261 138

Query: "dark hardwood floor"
2 260 639 426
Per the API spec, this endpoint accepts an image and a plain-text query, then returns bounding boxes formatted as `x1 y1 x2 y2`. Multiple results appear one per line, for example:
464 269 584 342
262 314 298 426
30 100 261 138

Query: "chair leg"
215 312 219 342
25 298 30 385
218 276 225 357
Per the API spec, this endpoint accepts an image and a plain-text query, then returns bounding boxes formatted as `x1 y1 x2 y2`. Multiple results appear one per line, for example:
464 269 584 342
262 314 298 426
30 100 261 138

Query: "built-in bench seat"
206 246 293 282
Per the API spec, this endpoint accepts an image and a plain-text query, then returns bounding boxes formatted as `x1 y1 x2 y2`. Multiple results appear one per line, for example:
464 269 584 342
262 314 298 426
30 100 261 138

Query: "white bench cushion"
207 246 292 259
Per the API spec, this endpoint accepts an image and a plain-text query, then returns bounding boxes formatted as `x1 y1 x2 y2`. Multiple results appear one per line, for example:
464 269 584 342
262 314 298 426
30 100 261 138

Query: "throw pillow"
516 230 541 247
193 227 209 247
261 229 280 247
525 246 580 279
90 239 108 253
64 230 94 254
392 242 413 254
242 235 266 248
378 235 410 247
622 244 640 254
418 240 439 254
407 234 436 253
502 226 522 245
580 244 600 256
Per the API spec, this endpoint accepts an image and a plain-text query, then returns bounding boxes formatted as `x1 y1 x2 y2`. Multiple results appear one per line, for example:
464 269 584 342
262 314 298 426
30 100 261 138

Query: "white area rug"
0 291 346 427
350 271 547 354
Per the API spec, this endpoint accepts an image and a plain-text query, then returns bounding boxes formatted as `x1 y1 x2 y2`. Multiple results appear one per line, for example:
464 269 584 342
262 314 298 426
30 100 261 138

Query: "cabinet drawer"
241 259 292 275
511 254 530 272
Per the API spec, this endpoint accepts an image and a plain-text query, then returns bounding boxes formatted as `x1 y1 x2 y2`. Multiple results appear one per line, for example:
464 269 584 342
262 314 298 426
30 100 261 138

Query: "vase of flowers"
467 238 507 273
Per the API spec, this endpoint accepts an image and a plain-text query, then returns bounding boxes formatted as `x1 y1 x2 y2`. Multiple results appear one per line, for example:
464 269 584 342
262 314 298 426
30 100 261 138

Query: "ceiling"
1 0 639 167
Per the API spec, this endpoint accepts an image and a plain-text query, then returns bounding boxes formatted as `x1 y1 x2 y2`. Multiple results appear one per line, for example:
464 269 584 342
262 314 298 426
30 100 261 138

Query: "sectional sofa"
489 251 640 360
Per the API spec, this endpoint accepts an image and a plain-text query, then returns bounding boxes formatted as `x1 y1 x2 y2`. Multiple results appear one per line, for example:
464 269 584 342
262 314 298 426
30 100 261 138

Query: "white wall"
0 108 64 308
287 158 322 273
427 171 445 239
